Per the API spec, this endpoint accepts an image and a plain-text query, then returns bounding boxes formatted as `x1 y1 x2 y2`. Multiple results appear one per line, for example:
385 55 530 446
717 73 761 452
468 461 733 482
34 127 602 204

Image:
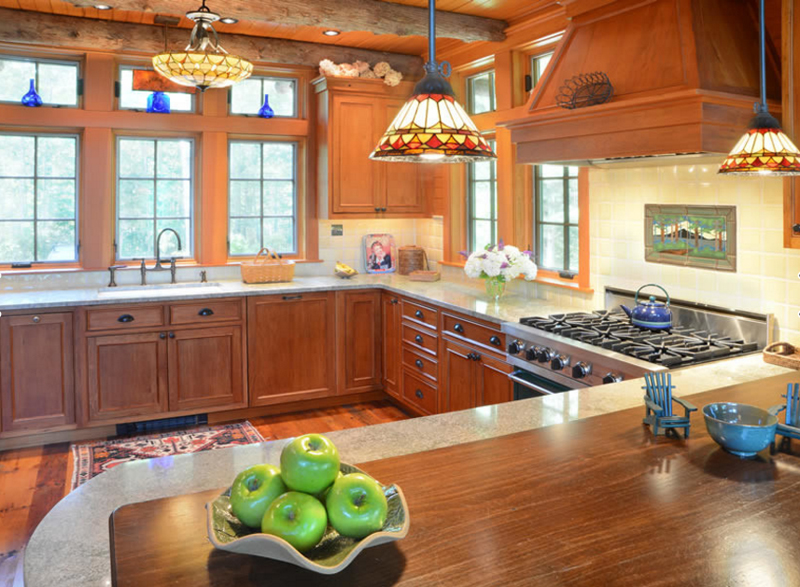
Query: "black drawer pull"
198 308 214 317
415 358 424 369
415 334 424 344
453 323 464 333
415 310 424 319
159 332 166 340
118 314 134 323
415 389 424 399
282 295 303 301
489 335 501 346
169 332 175 339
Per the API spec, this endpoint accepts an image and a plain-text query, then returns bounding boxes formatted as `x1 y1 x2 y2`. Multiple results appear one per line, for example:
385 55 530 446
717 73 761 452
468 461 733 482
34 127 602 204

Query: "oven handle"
508 373 557 396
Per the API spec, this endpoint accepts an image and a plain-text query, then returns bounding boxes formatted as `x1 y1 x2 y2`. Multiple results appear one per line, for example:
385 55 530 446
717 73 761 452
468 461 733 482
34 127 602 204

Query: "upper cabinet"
314 77 435 218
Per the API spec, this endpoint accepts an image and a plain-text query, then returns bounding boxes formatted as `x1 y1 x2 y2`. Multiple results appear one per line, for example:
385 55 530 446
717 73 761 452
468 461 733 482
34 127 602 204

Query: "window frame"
114 135 197 262
227 137 300 257
466 138 498 252
0 131 81 266
0 54 81 108
530 51 554 88
533 165 580 274
116 64 196 113
228 74 300 118
465 69 496 116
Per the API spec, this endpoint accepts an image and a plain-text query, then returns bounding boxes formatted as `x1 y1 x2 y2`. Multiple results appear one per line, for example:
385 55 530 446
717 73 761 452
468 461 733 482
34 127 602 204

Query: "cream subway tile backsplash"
534 163 800 344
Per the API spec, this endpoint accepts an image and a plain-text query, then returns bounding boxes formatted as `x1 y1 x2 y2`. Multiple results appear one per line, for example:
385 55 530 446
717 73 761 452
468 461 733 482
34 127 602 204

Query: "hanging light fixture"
370 0 496 163
152 0 253 92
719 0 800 175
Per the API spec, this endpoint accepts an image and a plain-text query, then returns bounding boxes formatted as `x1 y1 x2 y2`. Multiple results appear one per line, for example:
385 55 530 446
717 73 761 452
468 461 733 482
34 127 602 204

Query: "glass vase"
146 91 171 114
21 79 42 107
258 94 275 119
485 278 506 301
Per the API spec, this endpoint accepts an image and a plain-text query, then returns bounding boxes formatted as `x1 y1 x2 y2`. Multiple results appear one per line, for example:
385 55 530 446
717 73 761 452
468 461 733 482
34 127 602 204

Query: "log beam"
0 8 425 76
66 0 507 43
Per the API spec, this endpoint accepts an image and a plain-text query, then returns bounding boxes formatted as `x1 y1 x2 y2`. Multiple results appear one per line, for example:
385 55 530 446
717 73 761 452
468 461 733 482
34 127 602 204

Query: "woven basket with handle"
240 248 295 284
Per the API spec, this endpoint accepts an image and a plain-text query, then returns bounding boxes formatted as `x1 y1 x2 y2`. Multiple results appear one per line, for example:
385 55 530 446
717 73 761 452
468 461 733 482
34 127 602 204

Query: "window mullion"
33 136 38 262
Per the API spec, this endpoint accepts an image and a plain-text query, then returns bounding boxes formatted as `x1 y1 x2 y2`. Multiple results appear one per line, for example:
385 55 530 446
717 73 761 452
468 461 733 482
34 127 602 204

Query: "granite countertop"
23 353 792 587
0 274 579 324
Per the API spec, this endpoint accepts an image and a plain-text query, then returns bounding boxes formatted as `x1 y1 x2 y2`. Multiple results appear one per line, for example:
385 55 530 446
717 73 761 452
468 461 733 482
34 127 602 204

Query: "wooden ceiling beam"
65 0 507 43
0 8 425 75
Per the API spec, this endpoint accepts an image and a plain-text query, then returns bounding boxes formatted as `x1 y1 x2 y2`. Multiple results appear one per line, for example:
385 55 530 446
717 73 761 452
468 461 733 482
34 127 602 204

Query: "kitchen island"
24 356 793 586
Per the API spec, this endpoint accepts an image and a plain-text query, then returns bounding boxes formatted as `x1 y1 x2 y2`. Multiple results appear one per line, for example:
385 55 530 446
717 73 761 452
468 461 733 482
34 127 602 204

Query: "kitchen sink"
97 282 223 296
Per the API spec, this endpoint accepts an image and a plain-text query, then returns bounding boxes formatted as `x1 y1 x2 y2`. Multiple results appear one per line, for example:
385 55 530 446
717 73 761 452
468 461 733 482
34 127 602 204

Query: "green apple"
318 470 344 502
261 492 328 552
280 433 340 494
229 464 287 528
326 473 388 539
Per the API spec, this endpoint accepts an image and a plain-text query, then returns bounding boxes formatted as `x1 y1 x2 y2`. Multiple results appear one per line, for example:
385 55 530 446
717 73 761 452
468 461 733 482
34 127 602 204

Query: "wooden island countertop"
109 372 800 587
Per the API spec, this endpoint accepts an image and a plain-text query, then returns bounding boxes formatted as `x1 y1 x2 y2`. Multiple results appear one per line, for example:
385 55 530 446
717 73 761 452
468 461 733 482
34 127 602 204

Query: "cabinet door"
168 326 245 412
331 96 380 214
0 313 75 432
87 332 169 422
477 352 513 406
381 99 424 214
381 293 401 397
248 293 336 405
441 339 476 412
338 291 382 394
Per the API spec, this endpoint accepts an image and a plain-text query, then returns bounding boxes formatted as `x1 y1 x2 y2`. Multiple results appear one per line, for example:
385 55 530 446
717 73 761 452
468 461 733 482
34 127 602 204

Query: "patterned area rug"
70 421 265 490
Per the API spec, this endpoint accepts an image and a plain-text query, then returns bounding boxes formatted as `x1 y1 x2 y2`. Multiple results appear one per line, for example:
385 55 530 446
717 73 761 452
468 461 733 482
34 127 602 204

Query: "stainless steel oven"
510 368 573 399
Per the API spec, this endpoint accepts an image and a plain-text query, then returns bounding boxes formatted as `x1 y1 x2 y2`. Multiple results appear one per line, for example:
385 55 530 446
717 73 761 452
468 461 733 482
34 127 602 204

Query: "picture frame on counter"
644 205 736 272
363 233 397 274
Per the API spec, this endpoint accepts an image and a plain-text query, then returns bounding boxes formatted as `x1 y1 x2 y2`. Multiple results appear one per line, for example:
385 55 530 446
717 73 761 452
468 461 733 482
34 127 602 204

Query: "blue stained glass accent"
21 79 43 107
258 94 275 119
146 91 171 114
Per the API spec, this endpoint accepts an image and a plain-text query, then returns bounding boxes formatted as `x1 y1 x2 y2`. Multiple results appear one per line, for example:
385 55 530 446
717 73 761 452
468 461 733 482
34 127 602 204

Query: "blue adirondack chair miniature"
768 383 800 452
642 372 697 438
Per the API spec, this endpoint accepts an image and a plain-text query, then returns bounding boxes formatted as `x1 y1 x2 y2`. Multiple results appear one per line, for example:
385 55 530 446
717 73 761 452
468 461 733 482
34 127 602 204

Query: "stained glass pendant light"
370 0 496 163
719 0 800 175
152 0 253 91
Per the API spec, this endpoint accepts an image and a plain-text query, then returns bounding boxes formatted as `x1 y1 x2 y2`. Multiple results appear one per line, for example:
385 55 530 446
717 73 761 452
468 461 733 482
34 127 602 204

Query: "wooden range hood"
501 0 781 166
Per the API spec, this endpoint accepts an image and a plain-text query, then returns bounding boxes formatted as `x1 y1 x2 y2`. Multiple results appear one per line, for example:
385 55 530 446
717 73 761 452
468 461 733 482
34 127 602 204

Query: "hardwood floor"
0 400 410 587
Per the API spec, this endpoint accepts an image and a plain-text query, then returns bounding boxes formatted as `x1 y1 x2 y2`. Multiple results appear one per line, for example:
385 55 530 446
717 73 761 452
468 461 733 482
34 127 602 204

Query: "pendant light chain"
757 0 767 114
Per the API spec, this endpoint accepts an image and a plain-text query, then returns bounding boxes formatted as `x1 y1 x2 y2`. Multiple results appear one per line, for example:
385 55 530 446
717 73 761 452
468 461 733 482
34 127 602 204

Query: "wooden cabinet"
0 312 75 433
477 352 513 406
381 293 401 398
314 76 429 219
442 339 513 412
87 332 169 421
168 326 245 412
337 291 382 394
248 293 336 406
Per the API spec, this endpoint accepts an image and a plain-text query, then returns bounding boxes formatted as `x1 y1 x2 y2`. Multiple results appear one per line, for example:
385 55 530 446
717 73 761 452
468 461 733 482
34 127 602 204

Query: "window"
117 66 194 112
466 70 495 115
116 137 194 260
228 140 298 255
531 52 553 88
230 76 298 117
467 139 497 251
535 164 579 272
0 56 79 107
0 134 79 264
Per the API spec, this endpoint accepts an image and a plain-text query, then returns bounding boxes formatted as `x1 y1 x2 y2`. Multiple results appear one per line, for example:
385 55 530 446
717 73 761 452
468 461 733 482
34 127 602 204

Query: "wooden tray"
407 270 440 282
763 342 800 370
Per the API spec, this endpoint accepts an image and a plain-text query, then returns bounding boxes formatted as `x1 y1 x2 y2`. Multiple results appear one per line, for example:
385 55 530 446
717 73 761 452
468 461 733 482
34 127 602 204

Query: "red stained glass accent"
425 135 443 148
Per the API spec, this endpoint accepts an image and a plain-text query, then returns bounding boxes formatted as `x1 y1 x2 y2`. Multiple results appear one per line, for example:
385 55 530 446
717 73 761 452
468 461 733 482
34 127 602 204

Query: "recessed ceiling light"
95 3 113 9
219 17 238 24
323 30 340 36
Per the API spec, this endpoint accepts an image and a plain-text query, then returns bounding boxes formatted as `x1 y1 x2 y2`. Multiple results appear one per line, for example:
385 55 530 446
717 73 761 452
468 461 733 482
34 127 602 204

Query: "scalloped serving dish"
205 463 410 574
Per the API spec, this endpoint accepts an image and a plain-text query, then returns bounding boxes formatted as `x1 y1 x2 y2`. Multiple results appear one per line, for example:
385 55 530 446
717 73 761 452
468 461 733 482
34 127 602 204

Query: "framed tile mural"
644 205 736 272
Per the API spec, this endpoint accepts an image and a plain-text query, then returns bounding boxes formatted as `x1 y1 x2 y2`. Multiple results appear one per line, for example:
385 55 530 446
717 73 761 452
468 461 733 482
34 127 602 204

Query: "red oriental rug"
70 421 265 490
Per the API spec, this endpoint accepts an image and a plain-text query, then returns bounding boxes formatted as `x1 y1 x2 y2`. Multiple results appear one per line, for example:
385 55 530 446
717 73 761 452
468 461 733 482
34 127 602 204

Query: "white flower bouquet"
461 242 538 299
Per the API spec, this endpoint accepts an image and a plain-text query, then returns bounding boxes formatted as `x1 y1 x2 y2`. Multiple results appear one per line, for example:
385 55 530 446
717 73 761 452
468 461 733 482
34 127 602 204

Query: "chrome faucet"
134 229 183 285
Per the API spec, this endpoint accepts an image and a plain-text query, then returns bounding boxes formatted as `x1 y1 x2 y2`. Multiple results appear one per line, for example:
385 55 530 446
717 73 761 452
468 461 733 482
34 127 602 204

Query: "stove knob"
507 340 523 355
550 355 570 371
525 346 539 361
536 347 554 363
572 362 592 379
603 373 623 384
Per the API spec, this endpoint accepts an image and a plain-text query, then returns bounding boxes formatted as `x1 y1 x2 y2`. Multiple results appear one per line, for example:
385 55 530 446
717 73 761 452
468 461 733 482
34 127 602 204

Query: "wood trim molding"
783 0 800 249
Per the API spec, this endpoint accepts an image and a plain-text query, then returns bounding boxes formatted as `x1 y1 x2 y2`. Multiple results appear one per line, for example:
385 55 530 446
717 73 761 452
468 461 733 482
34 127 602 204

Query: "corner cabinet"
336 291 382 394
314 76 431 219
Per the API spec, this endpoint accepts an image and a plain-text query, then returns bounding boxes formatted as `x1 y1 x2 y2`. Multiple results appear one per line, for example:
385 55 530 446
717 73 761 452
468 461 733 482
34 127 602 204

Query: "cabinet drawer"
402 347 438 382
401 299 438 330
402 369 437 415
86 306 164 331
401 324 437 356
442 313 505 353
169 300 242 325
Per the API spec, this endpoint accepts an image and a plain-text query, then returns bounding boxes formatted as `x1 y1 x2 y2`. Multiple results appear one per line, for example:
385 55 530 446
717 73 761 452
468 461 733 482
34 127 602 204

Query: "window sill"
437 261 593 294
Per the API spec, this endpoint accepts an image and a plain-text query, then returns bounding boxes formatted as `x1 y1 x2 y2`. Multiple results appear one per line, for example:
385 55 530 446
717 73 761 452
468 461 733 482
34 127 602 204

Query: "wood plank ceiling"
0 0 551 57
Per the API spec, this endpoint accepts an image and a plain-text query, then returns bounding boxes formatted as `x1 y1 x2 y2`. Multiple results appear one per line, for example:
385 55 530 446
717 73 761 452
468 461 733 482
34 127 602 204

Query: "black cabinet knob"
391 298 399 304
159 332 166 339
415 359 424 369
489 335 501 347
415 310 424 319
118 314 134 323
198 308 214 317
415 389 424 399
169 332 175 339
415 334 424 344
453 323 464 333
473 353 481 361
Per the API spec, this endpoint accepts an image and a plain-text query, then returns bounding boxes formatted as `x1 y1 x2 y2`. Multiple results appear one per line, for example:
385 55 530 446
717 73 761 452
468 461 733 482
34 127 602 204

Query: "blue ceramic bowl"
703 403 778 458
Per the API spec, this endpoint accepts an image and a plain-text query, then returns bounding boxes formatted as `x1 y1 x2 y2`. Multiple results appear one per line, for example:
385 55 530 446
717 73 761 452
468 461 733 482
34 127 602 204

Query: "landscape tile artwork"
644 205 736 272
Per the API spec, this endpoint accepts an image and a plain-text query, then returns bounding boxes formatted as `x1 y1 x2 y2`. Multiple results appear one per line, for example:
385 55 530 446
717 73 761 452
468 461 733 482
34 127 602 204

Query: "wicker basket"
240 248 295 284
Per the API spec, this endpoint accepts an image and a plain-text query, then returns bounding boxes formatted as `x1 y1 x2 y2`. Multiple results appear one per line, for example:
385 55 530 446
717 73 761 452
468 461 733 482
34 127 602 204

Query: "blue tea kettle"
620 284 672 330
